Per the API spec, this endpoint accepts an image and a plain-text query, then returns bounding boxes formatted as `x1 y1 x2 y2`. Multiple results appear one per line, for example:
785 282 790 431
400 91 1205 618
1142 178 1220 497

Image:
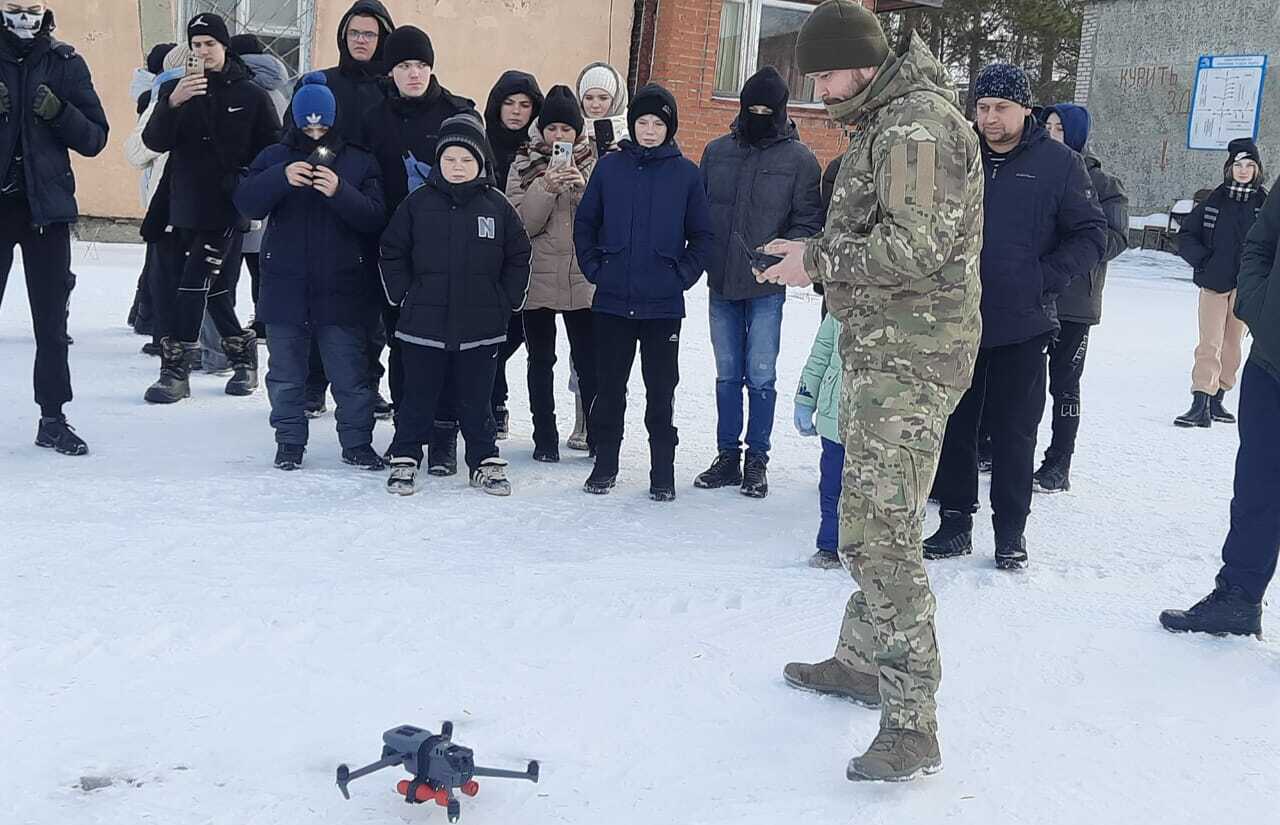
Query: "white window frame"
714 0 824 108
180 0 316 74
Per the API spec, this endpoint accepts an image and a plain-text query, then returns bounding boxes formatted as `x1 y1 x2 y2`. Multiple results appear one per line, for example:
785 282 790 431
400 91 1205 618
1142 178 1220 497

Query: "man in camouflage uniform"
758 0 983 781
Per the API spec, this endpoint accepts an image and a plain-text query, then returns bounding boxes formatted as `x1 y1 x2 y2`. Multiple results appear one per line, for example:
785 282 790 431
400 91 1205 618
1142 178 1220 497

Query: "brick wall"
641 0 879 168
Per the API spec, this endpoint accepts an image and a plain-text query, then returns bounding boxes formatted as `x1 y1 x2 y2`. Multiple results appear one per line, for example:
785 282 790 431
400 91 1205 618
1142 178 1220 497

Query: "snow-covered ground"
3 244 1277 825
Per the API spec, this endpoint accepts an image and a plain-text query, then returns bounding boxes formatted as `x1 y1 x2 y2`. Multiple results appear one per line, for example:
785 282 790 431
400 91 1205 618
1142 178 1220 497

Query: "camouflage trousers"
833 370 961 735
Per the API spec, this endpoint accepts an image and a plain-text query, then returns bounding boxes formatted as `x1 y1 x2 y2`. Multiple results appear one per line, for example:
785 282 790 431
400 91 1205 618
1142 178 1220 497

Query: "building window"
181 0 315 75
715 0 820 104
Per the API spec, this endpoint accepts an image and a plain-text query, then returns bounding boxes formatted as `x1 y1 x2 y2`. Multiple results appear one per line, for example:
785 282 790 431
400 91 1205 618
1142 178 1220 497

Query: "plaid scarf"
513 135 595 192
1228 180 1258 202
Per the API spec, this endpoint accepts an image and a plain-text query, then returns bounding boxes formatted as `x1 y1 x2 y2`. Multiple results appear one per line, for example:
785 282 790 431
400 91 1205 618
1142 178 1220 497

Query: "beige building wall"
66 0 633 221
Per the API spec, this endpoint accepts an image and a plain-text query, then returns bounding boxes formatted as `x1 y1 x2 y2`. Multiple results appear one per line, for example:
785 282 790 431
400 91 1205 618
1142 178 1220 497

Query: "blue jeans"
818 436 845 552
266 323 374 449
709 291 785 456
1217 359 1280 603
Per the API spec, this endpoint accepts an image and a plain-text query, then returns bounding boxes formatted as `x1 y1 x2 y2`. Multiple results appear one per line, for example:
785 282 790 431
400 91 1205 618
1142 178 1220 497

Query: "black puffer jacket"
1176 183 1268 294
1056 154 1129 325
379 169 531 351
362 77 476 214
1236 183 1280 381
0 19 109 226
484 70 542 193
143 55 281 231
700 119 823 300
287 0 395 142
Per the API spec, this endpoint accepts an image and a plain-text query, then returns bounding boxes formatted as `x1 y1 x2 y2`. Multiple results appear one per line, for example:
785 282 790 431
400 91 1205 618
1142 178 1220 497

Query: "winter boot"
494 405 510 440
1159 584 1262 638
386 457 419 496
304 387 327 418
533 443 560 463
694 449 742 489
650 442 676 502
847 728 942 782
584 447 619 495
741 451 769 498
995 534 1029 570
274 444 305 471
342 444 387 471
1033 452 1072 493
144 338 195 404
470 457 511 496
783 658 880 707
923 510 973 560
141 341 161 357
35 415 88 456
372 391 394 421
427 424 459 477
1210 389 1236 424
222 331 259 396
567 394 590 451
1174 391 1212 428
808 549 843 570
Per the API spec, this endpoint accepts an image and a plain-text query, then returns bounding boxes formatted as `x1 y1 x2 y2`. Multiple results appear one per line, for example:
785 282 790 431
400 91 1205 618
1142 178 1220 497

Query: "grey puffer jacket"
699 119 823 300
1056 153 1129 325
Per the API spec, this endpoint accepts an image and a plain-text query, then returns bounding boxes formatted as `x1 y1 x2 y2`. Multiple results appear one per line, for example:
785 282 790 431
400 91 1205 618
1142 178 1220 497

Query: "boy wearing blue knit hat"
235 73 390 472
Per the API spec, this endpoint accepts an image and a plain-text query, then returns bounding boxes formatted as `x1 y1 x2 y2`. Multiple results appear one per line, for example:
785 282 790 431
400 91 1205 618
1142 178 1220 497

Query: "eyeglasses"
347 30 379 43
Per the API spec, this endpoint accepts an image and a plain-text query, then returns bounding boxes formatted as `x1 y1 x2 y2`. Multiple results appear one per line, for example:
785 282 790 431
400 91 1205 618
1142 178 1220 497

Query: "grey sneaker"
847 728 942 782
782 657 880 707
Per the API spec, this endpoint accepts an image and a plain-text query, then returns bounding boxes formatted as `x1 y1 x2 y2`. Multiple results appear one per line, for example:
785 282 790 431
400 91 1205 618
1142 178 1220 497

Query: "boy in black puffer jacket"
379 114 531 497
235 74 387 473
1174 138 1267 428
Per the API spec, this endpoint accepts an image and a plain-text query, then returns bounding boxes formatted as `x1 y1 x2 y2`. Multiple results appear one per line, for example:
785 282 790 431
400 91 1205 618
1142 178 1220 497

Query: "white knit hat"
578 65 619 101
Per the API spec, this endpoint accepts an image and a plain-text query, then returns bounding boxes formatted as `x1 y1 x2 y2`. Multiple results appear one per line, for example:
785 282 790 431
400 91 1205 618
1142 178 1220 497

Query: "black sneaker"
274 443 305 471
923 510 973 559
740 452 769 498
1159 584 1262 638
141 341 161 357
994 535 1029 570
1033 453 1071 494
427 426 459 476
583 468 617 495
533 445 560 463
649 485 676 502
35 416 88 456
342 444 387 471
372 392 394 421
694 449 742 489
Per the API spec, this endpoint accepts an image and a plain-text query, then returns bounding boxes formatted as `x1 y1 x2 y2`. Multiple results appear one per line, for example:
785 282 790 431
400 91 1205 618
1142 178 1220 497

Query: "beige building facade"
61 0 633 222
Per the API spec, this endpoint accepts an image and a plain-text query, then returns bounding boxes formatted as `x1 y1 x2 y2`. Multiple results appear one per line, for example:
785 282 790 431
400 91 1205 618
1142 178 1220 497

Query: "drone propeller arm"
471 760 540 783
336 754 403 798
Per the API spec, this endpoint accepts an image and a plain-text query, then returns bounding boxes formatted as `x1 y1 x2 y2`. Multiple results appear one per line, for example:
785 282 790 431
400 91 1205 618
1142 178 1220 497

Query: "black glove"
0 81 10 117
32 84 63 121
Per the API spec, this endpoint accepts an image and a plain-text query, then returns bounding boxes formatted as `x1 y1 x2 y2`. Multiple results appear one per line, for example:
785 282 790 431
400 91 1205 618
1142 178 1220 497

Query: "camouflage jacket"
803 33 983 390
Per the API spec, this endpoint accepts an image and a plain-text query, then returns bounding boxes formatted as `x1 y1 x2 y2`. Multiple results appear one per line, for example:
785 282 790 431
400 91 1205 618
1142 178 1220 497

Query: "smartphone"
306 145 335 169
593 119 615 151
549 141 573 172
734 232 783 273
185 52 204 77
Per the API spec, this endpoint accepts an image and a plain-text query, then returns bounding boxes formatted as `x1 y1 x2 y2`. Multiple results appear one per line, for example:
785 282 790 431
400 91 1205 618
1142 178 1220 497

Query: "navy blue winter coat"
0 26 109 226
977 120 1107 347
234 133 386 326
573 140 715 319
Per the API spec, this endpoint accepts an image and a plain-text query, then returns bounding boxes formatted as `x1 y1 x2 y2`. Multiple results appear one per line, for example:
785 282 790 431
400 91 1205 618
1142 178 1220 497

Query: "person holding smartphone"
695 66 823 499
506 85 598 462
141 12 280 404
576 61 628 158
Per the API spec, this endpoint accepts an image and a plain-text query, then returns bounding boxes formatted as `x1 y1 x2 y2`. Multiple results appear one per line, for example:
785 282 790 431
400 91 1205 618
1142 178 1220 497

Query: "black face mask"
741 112 780 145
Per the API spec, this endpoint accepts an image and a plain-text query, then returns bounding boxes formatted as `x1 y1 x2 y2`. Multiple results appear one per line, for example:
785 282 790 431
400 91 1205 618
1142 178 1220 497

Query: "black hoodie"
287 0 395 141
483 71 543 190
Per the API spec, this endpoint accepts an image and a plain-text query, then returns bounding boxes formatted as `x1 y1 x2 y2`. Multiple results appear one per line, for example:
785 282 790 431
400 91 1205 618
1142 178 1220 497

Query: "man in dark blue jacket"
235 74 387 473
926 64 1106 570
694 66 822 500
1160 180 1280 640
574 83 716 501
0 3 108 456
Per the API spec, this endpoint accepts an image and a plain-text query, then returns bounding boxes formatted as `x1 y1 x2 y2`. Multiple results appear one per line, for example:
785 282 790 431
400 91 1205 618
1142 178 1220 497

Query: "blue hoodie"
1044 103 1091 154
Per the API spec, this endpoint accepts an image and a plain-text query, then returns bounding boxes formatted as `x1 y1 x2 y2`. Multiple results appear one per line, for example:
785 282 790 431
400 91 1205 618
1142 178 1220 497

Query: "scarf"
1228 180 1258 202
513 135 595 192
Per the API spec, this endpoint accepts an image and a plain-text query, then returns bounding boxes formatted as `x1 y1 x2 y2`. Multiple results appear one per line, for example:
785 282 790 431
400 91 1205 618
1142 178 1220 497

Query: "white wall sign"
1187 54 1268 150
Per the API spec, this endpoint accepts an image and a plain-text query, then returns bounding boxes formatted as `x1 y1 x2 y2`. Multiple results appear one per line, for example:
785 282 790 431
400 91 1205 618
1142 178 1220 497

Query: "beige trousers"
1192 288 1246 394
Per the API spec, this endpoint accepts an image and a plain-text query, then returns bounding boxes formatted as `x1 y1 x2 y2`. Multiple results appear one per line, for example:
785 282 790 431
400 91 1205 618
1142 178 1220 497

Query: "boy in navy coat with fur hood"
235 73 387 472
